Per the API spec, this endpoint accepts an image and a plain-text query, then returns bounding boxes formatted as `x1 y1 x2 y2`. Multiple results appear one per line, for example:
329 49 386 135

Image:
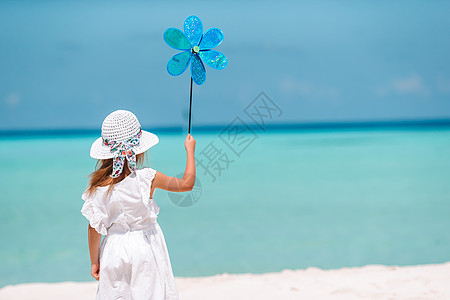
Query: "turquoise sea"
1 127 449 287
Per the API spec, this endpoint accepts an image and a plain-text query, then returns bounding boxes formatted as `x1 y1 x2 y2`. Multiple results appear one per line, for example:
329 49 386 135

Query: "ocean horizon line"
1 118 450 138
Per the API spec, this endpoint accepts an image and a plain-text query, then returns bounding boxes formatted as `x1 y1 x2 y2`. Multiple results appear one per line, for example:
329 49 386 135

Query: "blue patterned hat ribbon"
102 130 142 178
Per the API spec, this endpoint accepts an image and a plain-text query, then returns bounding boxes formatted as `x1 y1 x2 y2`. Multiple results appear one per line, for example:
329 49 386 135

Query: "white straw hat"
90 110 159 159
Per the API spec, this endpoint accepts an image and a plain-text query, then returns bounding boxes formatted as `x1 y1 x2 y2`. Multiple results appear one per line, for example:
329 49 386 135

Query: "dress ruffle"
138 168 160 219
80 168 159 236
81 190 108 235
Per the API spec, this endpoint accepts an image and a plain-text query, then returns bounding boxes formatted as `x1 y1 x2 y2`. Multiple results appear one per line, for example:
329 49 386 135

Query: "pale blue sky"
1 0 449 130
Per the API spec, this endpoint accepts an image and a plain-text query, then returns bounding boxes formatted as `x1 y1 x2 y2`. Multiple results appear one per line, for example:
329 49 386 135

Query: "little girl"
81 110 196 300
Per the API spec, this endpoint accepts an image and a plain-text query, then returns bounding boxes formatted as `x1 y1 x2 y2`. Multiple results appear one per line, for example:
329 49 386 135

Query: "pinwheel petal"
167 51 192 76
199 28 224 50
199 50 227 70
191 54 206 85
164 28 191 50
184 15 203 47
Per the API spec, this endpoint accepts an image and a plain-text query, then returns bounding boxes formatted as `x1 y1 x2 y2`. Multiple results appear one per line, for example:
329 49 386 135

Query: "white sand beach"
1 262 449 300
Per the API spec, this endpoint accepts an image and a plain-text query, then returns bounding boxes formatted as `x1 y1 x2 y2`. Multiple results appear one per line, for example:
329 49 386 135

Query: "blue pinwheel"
164 15 227 85
163 15 227 134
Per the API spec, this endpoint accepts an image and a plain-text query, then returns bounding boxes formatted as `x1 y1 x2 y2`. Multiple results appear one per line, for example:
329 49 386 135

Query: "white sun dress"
81 167 179 300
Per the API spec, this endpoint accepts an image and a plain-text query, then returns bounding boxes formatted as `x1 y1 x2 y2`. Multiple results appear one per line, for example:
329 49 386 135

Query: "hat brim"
90 130 159 159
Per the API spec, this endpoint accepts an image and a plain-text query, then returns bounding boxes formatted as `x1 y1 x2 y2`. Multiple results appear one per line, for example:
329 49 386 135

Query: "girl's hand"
91 263 100 281
185 134 196 153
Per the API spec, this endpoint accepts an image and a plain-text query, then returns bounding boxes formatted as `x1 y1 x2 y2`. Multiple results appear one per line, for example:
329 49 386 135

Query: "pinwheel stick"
188 77 193 134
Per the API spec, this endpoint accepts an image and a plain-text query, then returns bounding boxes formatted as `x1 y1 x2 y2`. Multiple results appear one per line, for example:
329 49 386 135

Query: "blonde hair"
86 152 145 197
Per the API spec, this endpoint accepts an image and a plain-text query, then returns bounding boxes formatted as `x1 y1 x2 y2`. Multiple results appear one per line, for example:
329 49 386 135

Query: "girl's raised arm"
153 134 196 193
